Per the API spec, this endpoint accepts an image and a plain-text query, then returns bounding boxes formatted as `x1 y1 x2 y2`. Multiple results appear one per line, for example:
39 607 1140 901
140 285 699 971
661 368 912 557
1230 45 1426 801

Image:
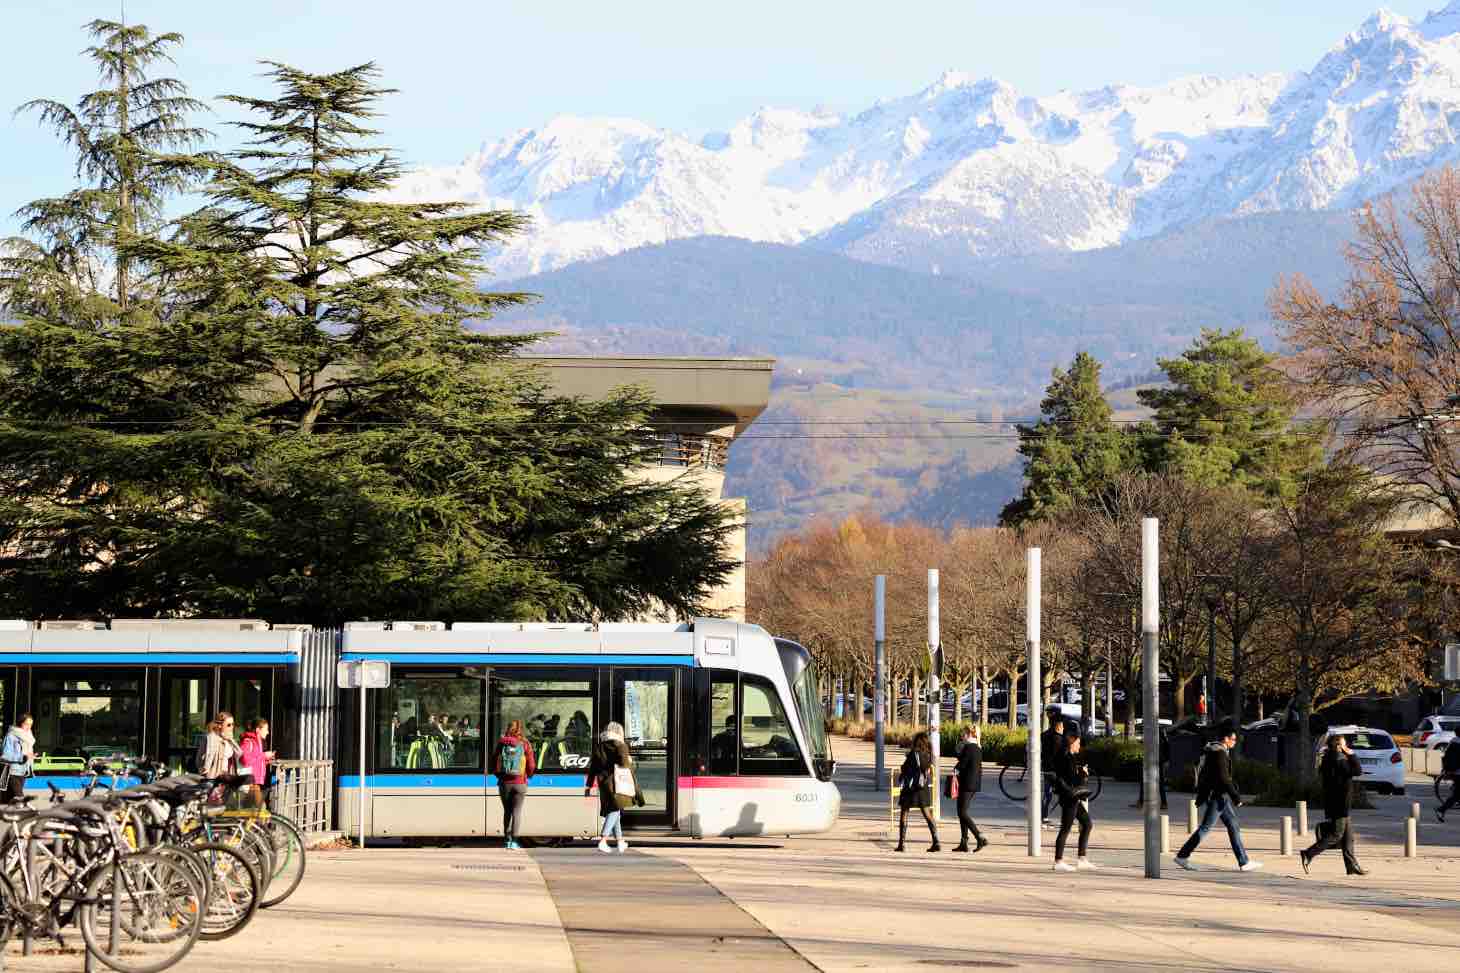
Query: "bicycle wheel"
257 814 306 909
193 842 259 941
999 765 1029 802
80 851 204 973
198 823 274 902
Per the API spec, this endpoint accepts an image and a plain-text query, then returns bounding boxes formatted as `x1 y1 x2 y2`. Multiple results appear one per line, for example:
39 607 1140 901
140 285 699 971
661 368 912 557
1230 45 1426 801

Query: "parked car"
1315 725 1406 795
1412 715 1460 750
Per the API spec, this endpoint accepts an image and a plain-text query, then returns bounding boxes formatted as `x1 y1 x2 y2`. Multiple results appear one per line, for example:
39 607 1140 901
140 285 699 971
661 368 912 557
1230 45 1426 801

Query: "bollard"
1297 800 1308 837
1160 814 1171 854
1280 816 1293 856
1405 817 1418 858
1188 799 1199 834
1411 802 1422 821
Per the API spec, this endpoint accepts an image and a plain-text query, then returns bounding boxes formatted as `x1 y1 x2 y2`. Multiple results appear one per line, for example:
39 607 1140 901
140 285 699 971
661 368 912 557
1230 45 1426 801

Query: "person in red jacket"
494 719 536 850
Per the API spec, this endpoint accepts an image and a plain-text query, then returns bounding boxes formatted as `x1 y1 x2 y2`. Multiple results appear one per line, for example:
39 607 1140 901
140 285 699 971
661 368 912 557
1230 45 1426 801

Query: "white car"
1315 725 1406 795
1411 715 1460 750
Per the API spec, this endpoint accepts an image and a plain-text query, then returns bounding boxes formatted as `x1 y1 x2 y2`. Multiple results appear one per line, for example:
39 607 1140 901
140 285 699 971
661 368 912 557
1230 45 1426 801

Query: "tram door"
611 669 675 828
159 669 212 773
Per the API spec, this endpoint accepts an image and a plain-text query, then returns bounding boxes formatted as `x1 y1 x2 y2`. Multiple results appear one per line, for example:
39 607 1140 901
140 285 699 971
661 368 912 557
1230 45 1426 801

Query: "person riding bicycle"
1437 740 1460 823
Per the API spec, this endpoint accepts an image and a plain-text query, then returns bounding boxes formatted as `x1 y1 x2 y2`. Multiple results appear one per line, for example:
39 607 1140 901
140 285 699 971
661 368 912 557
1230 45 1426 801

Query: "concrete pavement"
7 734 1459 971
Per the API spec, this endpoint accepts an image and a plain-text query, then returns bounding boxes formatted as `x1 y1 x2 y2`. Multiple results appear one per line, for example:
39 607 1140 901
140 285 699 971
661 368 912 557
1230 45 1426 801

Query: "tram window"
34 674 143 767
492 675 594 773
709 673 737 775
375 674 484 772
739 675 805 776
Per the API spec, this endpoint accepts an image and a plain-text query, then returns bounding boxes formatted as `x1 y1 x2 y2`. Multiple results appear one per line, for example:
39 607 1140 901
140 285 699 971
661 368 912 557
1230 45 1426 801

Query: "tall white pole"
874 575 887 791
358 683 367 850
1026 548 1042 858
1142 518 1160 878
928 568 941 829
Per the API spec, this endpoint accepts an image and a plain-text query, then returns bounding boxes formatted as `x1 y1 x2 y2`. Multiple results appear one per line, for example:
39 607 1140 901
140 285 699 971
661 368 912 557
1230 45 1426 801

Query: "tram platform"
7 735 1460 972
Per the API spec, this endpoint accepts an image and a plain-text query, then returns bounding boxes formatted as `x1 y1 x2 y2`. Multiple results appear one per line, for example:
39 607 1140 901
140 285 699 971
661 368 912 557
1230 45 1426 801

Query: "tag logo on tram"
560 754 590 768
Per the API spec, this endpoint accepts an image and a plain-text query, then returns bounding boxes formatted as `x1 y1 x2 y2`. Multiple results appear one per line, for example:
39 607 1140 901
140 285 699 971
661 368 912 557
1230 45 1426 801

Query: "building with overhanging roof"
519 356 774 621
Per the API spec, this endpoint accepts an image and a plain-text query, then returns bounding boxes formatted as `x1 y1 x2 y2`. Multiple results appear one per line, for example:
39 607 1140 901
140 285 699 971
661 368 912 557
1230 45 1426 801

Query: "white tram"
336 618 840 839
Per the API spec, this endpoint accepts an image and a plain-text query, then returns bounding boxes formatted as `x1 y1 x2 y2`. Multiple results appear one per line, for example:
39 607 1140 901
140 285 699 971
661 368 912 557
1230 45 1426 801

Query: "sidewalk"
8 736 1457 972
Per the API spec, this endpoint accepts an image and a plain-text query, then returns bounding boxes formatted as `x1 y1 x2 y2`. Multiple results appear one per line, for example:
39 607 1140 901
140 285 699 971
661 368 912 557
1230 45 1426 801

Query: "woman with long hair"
585 721 644 854
197 711 242 805
895 731 940 853
494 718 536 850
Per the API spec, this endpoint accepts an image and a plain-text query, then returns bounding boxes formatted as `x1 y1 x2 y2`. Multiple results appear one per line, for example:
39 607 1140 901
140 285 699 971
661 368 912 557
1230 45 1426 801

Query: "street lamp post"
1196 574 1229 726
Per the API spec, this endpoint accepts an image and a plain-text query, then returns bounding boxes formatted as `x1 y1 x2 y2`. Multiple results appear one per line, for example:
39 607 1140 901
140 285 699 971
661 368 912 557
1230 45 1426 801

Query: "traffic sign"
337 659 391 689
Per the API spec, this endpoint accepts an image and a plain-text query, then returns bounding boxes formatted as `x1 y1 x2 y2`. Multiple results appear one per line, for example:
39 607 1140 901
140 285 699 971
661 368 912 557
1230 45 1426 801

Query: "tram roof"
0 619 307 656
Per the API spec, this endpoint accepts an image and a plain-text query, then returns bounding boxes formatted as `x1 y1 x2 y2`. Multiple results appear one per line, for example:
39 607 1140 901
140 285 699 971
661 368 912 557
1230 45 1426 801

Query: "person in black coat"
1175 720 1260 872
895 732 940 853
1040 709 1066 824
1437 740 1460 823
583 722 644 854
1051 725 1096 871
952 725 987 853
1300 734 1366 876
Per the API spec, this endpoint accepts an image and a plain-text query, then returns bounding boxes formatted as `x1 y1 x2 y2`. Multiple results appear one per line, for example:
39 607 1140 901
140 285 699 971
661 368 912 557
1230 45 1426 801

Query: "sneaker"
1053 861 1077 872
1076 857 1099 870
1174 856 1196 871
616 839 629 854
1238 861 1263 872
1299 850 1311 874
505 839 518 850
974 837 989 854
597 838 613 854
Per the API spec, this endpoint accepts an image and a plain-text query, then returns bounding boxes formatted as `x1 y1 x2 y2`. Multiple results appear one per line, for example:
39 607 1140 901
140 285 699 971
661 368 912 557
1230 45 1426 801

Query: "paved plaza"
8 736 1460 972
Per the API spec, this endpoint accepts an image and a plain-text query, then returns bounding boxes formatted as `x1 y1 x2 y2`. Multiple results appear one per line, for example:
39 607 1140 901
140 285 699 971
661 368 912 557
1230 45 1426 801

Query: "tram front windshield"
791 661 834 781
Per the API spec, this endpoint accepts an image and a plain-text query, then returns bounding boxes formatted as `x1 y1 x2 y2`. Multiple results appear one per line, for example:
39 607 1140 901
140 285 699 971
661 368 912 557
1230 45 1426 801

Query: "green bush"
1082 738 1145 779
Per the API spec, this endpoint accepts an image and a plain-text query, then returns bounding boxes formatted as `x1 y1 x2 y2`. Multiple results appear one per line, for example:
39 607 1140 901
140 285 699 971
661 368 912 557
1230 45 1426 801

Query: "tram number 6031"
793 792 819 803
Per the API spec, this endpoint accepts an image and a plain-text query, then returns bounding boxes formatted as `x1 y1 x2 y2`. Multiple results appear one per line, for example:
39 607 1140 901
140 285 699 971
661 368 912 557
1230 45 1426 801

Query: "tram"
336 618 840 839
0 617 840 839
0 619 298 786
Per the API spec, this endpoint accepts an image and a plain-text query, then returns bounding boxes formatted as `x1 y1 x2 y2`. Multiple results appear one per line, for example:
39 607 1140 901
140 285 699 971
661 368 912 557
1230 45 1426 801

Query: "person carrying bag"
585 722 643 854
895 732 940 853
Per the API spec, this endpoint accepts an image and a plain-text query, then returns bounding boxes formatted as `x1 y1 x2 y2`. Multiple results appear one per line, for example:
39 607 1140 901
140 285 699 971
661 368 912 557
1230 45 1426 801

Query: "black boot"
895 813 907 852
974 836 989 853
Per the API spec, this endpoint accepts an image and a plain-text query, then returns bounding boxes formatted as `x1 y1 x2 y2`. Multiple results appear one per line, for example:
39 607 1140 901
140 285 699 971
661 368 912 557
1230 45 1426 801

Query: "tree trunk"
854 678 864 726
1081 668 1094 738
1171 671 1191 724
979 665 989 726
1231 628 1244 728
1296 653 1315 784
1006 672 1018 729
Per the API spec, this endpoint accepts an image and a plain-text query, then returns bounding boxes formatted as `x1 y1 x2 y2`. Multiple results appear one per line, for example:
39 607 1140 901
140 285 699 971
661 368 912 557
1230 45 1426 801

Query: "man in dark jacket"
1300 734 1366 875
1174 721 1262 872
1437 741 1460 823
1040 708 1066 825
953 725 987 853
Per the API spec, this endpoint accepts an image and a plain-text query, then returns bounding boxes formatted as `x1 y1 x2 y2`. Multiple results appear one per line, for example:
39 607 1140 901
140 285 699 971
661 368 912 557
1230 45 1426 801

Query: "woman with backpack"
895 731 940 853
584 721 644 854
1 714 35 803
494 719 537 850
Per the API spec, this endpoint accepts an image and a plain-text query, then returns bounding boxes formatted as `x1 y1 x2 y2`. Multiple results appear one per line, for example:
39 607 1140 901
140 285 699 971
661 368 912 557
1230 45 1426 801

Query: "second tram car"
336 618 839 839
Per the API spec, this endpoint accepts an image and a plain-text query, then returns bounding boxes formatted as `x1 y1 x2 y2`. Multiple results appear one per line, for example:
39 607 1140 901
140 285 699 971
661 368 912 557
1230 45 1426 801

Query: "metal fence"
269 759 335 835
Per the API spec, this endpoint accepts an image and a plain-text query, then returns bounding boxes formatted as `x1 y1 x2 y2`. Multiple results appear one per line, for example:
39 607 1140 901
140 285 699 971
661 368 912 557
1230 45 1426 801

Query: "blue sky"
0 0 1442 231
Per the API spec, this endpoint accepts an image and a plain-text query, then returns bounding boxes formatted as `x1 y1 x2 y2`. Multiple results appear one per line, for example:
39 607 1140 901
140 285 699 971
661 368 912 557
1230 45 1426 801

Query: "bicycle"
1436 772 1458 804
998 763 1104 804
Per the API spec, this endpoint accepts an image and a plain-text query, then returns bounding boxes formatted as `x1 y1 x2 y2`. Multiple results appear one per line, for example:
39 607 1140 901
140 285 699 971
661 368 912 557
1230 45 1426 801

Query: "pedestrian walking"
952 725 988 853
895 731 940 853
1051 724 1097 871
1041 707 1067 825
1300 733 1367 876
197 711 242 804
1 714 35 803
1175 720 1262 872
1131 725 1169 810
585 721 644 854
238 718 277 808
1436 740 1460 823
494 718 537 850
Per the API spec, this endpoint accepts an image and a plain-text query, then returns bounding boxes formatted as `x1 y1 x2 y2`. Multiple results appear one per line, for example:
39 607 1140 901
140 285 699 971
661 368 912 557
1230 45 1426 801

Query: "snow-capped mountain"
388 3 1460 279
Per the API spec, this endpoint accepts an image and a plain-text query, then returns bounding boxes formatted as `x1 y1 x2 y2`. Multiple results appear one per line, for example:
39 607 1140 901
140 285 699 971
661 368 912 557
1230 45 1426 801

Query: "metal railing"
268 759 334 834
652 433 729 472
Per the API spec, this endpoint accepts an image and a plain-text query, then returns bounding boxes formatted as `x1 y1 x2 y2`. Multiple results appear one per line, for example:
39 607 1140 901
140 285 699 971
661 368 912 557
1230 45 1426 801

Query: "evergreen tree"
1137 328 1320 495
1000 352 1132 526
0 55 737 624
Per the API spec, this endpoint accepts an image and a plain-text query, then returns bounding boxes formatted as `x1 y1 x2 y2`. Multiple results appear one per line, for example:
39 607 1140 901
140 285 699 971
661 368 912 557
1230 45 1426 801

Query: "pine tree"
1137 328 1321 495
0 55 737 624
1000 351 1132 526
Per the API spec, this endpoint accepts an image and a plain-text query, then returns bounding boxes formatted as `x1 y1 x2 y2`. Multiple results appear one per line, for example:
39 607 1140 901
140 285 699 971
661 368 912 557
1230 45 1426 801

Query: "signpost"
338 659 391 849
928 568 940 830
874 575 886 791
1141 518 1161 879
1027 548 1041 858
